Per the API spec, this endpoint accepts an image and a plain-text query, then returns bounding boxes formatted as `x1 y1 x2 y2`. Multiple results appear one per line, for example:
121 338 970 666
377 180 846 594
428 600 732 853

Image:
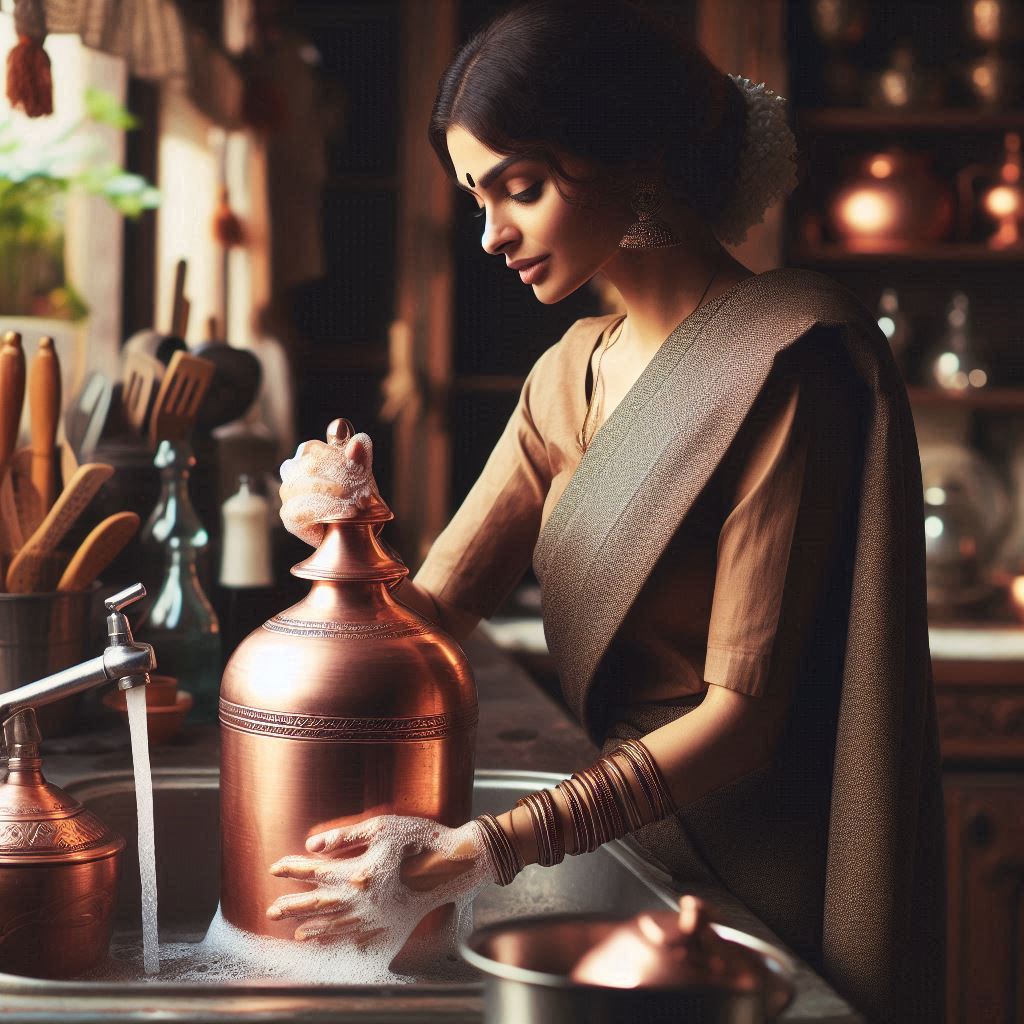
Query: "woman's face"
446 126 628 304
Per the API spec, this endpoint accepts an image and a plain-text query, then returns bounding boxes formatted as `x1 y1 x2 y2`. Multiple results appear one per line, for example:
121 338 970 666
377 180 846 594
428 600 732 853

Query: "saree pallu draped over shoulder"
533 269 945 1024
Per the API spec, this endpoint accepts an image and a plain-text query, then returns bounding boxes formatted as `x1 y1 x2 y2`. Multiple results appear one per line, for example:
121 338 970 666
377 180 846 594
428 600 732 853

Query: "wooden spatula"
6 462 114 593
28 336 61 516
147 350 215 450
122 350 164 435
57 510 140 591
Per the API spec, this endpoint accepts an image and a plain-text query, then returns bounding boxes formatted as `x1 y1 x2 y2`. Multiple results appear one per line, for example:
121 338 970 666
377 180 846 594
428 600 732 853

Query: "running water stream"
125 686 160 975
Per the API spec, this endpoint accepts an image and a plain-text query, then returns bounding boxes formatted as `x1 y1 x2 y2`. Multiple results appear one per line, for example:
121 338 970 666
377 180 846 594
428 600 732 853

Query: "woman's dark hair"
428 0 747 223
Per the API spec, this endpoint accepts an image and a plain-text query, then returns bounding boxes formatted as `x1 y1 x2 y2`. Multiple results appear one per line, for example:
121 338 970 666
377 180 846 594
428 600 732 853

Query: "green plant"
0 87 160 320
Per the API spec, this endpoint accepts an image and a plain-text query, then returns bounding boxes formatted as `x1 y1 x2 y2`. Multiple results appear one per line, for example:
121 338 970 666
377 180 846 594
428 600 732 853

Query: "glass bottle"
925 291 990 391
137 440 221 721
216 474 277 669
876 287 912 372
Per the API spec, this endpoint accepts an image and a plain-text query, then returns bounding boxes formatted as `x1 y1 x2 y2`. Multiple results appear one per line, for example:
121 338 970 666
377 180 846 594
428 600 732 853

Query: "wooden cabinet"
944 774 1024 1024
935 658 1024 1024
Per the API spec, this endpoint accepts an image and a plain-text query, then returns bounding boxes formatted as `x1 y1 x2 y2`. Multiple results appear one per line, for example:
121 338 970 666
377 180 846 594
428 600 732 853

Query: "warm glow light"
924 516 944 539
984 185 1022 217
972 65 994 91
937 352 960 375
869 156 895 178
924 486 947 505
968 368 988 387
972 0 1001 43
840 191 894 232
878 315 895 338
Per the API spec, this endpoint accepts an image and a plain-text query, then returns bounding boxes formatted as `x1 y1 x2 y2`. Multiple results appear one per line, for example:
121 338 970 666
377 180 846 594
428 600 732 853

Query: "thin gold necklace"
577 255 721 454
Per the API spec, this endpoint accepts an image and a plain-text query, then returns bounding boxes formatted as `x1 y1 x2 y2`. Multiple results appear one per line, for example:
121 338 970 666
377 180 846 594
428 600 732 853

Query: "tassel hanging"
212 186 245 248
6 33 53 118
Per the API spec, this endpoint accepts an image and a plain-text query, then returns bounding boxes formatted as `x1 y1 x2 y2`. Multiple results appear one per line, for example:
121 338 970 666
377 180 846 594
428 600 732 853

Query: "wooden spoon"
57 510 140 591
28 336 61 517
6 462 114 593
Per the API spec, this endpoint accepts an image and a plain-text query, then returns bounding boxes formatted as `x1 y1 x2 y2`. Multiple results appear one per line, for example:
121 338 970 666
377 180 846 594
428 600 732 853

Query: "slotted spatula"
122 350 164 436
147 350 216 450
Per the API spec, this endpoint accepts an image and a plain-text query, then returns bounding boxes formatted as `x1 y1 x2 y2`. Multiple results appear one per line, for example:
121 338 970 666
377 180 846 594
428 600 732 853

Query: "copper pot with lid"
219 419 478 953
0 707 124 979
462 895 795 1023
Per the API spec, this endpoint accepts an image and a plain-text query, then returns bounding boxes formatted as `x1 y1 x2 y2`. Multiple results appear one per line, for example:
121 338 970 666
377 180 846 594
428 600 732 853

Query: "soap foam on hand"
79 815 490 985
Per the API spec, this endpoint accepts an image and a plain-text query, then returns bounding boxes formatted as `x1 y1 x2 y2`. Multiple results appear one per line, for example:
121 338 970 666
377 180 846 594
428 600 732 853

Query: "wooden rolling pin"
28 336 61 523
0 332 26 562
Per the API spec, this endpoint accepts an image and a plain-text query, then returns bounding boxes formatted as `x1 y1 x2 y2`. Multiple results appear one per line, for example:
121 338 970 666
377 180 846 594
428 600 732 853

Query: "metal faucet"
0 583 155 721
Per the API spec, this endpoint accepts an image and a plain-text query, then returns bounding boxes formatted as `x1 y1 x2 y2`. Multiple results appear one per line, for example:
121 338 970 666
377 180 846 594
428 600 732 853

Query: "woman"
269 2 944 1020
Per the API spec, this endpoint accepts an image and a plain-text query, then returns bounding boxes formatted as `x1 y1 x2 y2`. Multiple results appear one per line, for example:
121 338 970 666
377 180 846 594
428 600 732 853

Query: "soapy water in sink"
126 685 160 976
81 905 478 985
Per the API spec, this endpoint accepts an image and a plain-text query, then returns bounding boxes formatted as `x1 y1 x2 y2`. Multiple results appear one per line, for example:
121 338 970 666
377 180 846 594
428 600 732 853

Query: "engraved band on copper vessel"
263 615 428 641
219 697 479 742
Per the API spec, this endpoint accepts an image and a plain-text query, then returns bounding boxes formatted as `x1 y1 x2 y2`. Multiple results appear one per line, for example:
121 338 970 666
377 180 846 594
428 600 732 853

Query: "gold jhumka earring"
619 181 683 249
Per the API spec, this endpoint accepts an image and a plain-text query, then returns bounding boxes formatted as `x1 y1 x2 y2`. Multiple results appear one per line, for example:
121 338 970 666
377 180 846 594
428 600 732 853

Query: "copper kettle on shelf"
826 149 954 251
218 418 478 950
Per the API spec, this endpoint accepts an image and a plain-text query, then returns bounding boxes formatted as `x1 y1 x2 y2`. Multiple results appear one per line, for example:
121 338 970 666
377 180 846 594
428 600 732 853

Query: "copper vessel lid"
570 896 792 1008
291 418 408 584
0 709 124 864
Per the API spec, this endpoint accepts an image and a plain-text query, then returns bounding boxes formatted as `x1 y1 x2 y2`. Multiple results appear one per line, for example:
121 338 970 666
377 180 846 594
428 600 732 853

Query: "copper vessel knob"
0 708 124 979
570 896 793 1013
219 420 478 950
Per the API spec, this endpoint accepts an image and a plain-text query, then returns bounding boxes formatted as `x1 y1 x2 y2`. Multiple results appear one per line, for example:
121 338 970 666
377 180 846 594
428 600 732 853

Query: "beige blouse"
415 312 858 705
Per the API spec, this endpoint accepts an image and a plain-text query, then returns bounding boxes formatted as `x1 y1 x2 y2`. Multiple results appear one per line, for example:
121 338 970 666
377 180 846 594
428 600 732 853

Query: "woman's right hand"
279 431 379 547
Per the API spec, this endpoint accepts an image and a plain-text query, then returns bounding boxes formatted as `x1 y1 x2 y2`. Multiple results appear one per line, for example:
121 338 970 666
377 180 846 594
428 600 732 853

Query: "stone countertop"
31 628 860 1023
486 612 1024 664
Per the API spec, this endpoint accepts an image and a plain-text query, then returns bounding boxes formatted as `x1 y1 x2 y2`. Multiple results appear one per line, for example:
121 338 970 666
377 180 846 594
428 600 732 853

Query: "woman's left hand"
266 815 493 954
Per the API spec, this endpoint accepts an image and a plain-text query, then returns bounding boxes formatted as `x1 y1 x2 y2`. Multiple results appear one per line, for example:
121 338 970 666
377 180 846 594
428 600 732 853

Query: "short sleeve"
413 350 553 620
703 334 860 697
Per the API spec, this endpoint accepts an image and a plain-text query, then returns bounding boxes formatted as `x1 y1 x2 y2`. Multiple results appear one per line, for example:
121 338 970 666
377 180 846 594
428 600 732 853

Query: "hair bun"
712 75 798 246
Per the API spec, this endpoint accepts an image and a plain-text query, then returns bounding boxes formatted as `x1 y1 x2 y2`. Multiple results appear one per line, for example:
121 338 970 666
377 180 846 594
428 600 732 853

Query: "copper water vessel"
219 419 478 943
0 707 124 978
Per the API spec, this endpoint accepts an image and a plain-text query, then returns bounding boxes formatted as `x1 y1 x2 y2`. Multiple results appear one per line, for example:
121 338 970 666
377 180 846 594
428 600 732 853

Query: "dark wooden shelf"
797 109 1024 133
453 375 525 393
908 387 1024 410
789 243 1024 265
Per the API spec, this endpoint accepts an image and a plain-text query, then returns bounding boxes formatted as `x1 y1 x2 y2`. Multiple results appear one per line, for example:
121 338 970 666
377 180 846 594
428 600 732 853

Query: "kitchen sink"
0 768 677 1023
0 767 860 1022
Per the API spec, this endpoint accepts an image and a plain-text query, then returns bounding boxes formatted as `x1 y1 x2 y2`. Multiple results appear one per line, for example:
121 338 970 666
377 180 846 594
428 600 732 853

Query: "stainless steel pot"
462 896 795 1024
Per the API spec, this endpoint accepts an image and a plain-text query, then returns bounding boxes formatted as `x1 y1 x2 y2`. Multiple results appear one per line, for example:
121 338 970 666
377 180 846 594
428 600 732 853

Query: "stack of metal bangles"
475 738 676 886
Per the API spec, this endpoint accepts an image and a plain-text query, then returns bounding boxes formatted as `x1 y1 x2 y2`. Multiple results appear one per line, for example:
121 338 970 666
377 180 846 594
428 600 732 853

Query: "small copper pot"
0 708 124 979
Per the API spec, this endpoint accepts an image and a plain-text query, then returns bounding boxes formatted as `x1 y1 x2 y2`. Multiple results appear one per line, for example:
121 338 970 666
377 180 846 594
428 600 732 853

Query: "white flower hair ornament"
712 75 799 247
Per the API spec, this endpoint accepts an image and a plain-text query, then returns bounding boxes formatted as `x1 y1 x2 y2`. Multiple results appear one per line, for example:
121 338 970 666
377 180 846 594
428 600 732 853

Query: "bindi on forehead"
466 172 475 188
